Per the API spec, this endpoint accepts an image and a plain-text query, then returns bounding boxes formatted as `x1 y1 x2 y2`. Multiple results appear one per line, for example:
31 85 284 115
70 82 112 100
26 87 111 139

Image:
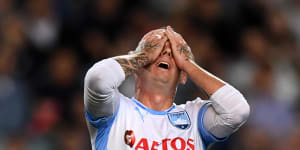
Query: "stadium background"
0 0 299 149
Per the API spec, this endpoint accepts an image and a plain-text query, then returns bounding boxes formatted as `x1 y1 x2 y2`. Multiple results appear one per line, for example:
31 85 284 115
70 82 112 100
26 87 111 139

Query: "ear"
179 71 187 85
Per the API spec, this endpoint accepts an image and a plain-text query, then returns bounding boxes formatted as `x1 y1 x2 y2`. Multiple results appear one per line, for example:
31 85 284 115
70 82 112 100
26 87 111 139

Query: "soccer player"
84 26 250 150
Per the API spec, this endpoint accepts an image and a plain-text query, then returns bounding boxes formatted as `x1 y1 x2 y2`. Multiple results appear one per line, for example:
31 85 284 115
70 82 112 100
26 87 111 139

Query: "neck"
135 85 176 111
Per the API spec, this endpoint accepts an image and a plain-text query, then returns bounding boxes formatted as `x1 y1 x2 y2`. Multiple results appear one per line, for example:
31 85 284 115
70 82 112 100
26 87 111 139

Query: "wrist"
181 59 193 72
135 51 150 66
113 51 150 77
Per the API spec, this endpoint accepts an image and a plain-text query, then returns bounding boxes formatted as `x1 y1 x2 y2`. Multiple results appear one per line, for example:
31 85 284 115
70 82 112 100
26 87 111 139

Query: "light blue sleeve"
197 102 228 149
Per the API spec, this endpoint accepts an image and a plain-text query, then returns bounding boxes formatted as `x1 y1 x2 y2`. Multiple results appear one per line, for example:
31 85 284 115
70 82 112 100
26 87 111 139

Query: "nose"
160 41 172 57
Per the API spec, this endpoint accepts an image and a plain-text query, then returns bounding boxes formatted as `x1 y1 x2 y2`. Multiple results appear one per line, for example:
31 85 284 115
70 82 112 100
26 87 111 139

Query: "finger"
144 29 165 39
142 31 154 41
145 31 167 52
154 33 163 40
152 34 168 61
169 29 190 54
152 30 164 38
158 34 168 46
154 34 168 52
166 26 175 41
168 26 181 44
144 32 158 44
149 32 166 47
170 29 187 44
166 26 178 51
155 31 167 42
166 27 186 44
146 29 165 41
177 34 187 44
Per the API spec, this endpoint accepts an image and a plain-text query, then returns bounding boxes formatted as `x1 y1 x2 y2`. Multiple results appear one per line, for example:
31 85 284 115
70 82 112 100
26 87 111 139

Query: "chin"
154 75 178 86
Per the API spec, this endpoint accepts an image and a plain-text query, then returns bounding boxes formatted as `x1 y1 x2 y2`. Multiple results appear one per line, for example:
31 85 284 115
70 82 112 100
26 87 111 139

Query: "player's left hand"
165 26 194 71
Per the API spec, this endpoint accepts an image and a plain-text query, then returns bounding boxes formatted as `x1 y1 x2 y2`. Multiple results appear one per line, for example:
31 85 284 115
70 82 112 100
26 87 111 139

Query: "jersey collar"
131 97 176 115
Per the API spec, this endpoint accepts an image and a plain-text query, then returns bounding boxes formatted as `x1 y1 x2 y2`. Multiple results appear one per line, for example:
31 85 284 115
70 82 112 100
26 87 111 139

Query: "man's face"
136 41 182 87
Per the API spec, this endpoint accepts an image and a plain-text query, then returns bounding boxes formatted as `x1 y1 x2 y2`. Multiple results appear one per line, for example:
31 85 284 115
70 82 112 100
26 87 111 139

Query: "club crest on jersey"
124 130 136 147
167 111 191 130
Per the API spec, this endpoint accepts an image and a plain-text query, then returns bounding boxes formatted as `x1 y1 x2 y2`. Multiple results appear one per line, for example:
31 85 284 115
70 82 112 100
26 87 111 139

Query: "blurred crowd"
0 0 299 149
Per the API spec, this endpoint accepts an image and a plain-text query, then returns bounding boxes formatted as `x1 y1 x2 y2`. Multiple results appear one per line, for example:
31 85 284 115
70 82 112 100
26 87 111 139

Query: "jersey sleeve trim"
197 102 228 148
85 104 120 129
85 106 120 150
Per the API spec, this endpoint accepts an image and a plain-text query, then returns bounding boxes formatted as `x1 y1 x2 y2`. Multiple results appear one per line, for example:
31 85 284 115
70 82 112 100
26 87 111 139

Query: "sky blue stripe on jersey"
197 102 227 150
85 107 119 150
131 97 175 115
135 106 144 122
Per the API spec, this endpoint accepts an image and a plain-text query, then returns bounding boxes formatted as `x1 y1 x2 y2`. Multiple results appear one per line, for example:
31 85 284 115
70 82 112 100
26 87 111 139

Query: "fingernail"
167 26 171 30
155 34 162 39
167 28 172 33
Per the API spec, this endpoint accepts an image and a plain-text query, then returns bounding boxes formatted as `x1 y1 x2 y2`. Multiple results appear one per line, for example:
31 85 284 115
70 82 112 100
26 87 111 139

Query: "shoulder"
174 97 211 122
118 93 136 110
177 97 211 111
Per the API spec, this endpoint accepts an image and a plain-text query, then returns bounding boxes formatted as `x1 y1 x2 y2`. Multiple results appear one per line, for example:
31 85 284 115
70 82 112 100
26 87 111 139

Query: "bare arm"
180 55 249 138
114 52 149 77
115 29 167 77
182 60 226 95
84 29 167 118
166 26 250 138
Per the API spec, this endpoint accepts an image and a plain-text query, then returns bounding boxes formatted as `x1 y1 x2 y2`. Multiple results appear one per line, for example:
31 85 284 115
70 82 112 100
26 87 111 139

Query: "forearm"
84 28 165 117
84 52 149 117
182 60 249 138
114 51 149 78
182 59 225 96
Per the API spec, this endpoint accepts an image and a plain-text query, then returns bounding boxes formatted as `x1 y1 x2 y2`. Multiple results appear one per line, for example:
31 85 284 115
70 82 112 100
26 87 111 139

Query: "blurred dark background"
0 0 299 149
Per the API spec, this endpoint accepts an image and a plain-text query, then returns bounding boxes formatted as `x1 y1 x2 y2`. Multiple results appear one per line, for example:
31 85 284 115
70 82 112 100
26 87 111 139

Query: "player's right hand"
135 29 168 64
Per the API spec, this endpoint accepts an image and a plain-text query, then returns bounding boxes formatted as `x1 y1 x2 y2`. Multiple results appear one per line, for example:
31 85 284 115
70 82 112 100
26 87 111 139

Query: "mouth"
157 62 169 70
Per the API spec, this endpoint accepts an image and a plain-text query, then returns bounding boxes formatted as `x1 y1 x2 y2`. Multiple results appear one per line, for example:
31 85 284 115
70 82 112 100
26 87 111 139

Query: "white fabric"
84 58 250 149
84 58 125 117
204 84 250 138
106 95 208 150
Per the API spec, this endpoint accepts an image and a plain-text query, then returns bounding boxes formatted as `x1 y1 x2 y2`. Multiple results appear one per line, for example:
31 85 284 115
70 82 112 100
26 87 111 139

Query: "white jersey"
84 58 250 150
85 92 225 150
